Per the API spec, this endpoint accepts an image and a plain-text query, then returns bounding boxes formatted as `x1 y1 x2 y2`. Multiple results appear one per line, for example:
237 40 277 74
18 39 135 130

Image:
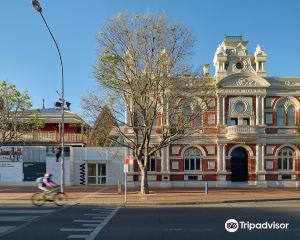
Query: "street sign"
123 164 129 173
124 157 130 165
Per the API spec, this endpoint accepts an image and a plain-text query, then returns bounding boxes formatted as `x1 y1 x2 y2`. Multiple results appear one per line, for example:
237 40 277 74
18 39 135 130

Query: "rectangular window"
87 163 106 185
191 159 195 170
228 118 238 125
281 175 292 180
278 159 282 170
185 159 190 171
187 175 198 181
185 158 200 171
242 118 250 125
147 157 156 172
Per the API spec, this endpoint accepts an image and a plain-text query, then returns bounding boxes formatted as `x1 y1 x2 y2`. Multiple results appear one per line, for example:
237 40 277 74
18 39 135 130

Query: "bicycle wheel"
31 192 45 206
53 192 68 206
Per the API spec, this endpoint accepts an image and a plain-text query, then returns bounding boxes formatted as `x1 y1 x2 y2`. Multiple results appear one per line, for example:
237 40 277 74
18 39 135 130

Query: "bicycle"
31 187 68 206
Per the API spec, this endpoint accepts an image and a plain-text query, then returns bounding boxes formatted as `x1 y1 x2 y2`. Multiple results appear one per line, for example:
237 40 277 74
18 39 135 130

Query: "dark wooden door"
231 148 248 182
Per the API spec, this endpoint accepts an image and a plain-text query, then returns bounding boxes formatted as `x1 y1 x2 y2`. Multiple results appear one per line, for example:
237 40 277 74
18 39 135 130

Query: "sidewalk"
0 186 299 206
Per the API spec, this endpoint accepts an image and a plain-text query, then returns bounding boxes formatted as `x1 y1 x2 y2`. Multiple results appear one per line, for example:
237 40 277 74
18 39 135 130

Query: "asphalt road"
98 205 300 240
1 203 300 240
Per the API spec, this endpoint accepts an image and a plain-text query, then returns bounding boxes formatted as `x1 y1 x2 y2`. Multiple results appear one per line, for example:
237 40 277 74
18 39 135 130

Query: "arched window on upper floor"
287 106 295 126
276 106 285 126
182 101 191 126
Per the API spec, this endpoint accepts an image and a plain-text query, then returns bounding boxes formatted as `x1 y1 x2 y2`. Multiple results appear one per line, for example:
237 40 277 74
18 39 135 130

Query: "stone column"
222 144 226 171
217 144 223 172
161 146 169 172
255 96 260 125
222 97 226 125
261 96 265 125
256 144 261 172
217 96 223 125
261 144 265 171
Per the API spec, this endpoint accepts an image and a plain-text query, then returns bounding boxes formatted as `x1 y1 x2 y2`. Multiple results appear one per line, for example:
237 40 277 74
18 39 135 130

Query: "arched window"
278 147 294 171
194 105 202 127
287 106 295 126
184 147 201 171
276 106 284 126
182 101 192 125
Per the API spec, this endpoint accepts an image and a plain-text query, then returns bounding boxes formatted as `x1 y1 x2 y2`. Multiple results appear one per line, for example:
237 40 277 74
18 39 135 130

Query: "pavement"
0 185 300 206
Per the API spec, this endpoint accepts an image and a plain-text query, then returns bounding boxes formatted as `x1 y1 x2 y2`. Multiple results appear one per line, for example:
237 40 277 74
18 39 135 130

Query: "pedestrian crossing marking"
73 220 102 223
61 228 93 232
0 210 54 214
82 224 98 227
67 235 89 239
0 226 15 233
0 216 38 221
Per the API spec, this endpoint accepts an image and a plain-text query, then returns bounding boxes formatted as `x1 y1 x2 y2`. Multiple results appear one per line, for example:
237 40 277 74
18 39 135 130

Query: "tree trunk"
140 167 149 194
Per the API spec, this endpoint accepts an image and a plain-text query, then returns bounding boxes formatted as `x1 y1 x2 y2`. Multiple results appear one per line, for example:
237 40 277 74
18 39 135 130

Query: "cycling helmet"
44 172 52 177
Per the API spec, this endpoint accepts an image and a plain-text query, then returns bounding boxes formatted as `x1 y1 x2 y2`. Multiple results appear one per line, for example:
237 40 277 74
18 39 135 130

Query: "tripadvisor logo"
225 219 239 232
225 219 289 233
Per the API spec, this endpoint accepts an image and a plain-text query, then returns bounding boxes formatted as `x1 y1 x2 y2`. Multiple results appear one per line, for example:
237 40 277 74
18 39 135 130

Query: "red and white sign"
123 164 129 173
124 157 130 165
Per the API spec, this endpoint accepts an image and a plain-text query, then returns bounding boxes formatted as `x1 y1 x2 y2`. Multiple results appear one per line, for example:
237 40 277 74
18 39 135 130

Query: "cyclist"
37 172 58 193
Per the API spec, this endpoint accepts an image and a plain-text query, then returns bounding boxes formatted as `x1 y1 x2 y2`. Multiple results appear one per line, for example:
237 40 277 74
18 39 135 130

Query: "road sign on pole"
124 156 133 203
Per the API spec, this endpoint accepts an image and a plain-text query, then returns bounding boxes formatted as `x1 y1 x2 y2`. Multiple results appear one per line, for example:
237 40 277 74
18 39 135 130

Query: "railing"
227 125 258 135
10 131 86 143
226 125 264 140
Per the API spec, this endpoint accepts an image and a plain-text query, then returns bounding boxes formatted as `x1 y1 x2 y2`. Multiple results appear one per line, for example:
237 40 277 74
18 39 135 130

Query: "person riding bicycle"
37 172 57 193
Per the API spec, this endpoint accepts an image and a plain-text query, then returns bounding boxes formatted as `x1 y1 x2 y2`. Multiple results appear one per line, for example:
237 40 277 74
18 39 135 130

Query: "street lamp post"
32 0 65 193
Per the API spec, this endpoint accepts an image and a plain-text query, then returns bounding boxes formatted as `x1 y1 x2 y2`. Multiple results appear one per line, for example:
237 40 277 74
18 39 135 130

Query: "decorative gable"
217 73 270 88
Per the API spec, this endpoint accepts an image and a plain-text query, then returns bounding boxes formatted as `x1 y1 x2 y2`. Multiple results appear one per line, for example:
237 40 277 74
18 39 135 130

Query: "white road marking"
91 209 113 212
73 220 102 223
0 210 54 214
83 214 107 216
67 235 89 239
61 228 93 232
0 216 38 221
86 207 120 240
0 226 15 233
82 224 98 227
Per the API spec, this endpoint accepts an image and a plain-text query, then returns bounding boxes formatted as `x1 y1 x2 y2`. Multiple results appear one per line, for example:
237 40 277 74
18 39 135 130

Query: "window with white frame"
278 147 294 171
184 147 201 171
147 156 156 172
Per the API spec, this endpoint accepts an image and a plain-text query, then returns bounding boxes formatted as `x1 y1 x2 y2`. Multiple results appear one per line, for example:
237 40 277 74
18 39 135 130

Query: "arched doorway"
230 147 248 182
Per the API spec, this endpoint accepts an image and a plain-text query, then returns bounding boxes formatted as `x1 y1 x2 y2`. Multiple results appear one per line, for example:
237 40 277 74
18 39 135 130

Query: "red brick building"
126 36 300 188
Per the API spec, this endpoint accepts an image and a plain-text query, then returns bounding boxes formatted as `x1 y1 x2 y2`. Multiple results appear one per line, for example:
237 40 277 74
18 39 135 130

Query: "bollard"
117 179 122 194
205 181 208 194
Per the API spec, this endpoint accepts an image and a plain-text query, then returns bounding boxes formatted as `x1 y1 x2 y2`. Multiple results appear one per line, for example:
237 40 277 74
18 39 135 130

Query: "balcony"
226 125 265 141
9 131 87 144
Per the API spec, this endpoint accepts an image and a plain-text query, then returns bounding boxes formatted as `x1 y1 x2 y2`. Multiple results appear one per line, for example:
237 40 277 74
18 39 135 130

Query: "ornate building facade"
126 36 300 188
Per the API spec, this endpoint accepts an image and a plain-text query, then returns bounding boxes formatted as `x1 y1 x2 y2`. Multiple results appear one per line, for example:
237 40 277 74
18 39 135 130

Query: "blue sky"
1 0 300 117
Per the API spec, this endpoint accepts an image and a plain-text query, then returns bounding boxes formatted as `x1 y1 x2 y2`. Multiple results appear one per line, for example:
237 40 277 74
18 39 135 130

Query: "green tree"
0 81 44 145
92 13 213 194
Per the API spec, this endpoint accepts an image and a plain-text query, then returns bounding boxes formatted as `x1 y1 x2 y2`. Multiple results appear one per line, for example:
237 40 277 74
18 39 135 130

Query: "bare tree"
0 81 44 146
91 13 214 194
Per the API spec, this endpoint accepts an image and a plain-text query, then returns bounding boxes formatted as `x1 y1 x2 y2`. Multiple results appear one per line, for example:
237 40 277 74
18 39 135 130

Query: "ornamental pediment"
217 73 270 88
